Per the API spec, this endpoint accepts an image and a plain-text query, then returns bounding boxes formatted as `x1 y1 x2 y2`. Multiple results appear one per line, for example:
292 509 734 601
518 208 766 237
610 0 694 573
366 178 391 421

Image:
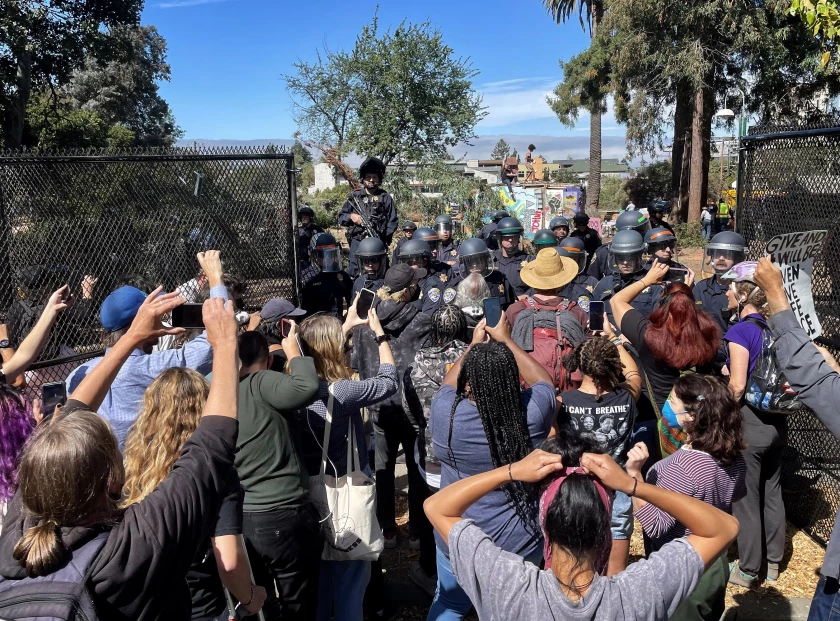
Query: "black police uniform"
301 270 353 319
649 219 675 236
558 274 600 313
478 223 499 250
570 228 602 268
492 249 533 298
587 243 613 280
439 239 460 264
443 270 516 309
352 274 384 298
693 276 732 337
297 223 324 264
413 272 446 315
429 260 453 281
594 271 663 328
338 188 399 277
392 238 409 265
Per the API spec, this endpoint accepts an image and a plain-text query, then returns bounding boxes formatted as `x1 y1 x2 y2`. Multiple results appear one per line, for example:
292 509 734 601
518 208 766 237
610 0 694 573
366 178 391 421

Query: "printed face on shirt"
582 415 595 430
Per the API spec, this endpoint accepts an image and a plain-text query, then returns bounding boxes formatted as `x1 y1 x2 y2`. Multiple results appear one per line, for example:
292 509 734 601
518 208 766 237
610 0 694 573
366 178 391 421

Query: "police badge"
443 288 456 304
428 288 441 303
439 273 448 283
578 297 591 312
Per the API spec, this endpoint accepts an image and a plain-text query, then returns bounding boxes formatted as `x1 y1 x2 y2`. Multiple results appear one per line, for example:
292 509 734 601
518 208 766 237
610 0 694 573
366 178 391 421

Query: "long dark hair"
447 341 537 530
645 283 720 369
563 337 623 396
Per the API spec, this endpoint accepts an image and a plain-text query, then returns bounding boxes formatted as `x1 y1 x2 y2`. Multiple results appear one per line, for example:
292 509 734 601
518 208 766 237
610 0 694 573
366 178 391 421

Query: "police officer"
644 227 689 274
392 221 417 264
593 230 663 325
297 205 324 265
493 217 533 298
413 227 453 279
587 211 651 280
549 216 570 243
396 238 445 314
300 232 353 319
338 157 399 277
352 237 388 297
693 231 748 337
555 243 600 312
530 229 558 256
443 237 516 308
570 212 602 268
477 210 507 251
648 202 675 235
435 214 460 265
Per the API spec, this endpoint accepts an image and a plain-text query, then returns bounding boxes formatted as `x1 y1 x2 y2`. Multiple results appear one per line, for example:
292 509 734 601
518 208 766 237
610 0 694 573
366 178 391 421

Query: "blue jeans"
808 575 840 621
317 559 371 621
427 545 542 621
702 222 713 241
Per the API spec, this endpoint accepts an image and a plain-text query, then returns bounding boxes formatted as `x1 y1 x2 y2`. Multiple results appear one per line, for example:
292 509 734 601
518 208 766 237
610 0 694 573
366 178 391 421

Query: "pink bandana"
538 466 614 573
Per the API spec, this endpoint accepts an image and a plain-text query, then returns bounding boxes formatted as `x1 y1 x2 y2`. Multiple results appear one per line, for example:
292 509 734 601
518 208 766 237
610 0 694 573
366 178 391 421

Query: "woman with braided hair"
559 323 642 576
427 314 555 621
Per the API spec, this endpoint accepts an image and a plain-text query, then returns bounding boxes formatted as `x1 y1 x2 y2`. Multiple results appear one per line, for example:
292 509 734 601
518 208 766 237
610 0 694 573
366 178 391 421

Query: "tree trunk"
687 83 706 224
700 79 715 213
4 50 31 148
671 81 692 223
585 0 604 216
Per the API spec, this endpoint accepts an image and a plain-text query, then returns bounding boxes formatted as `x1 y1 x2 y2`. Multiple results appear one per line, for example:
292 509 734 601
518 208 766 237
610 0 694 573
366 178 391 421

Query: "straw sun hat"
520 248 579 290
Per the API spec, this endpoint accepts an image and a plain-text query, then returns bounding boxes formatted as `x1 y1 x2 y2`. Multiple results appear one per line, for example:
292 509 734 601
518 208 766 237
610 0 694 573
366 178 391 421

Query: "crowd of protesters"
0 156 837 621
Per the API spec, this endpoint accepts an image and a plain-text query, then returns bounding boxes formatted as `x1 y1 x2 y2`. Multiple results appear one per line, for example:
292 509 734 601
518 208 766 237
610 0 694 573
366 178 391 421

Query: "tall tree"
285 14 485 169
0 0 142 148
290 140 313 165
491 138 510 159
544 0 606 214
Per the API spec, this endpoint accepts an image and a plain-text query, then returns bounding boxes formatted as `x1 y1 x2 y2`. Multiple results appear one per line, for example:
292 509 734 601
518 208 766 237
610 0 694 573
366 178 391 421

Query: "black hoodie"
352 298 431 423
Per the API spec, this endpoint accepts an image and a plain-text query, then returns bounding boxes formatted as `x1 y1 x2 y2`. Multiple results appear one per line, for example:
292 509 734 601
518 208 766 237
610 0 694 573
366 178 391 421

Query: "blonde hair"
733 281 770 318
299 315 352 382
377 285 405 302
122 368 209 506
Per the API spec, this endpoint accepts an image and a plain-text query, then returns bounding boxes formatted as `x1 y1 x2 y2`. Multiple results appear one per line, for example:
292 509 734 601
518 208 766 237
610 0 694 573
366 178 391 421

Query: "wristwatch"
375 334 391 344
0 340 11 349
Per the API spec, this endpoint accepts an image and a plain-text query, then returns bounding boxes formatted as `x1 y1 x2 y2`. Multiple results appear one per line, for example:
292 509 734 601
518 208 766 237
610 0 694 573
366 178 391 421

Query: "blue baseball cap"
100 286 147 332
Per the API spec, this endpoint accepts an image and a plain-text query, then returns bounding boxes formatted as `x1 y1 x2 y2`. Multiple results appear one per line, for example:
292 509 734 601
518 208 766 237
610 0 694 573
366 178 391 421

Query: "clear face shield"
614 250 643 275
497 233 521 253
647 240 676 262
425 239 441 260
460 252 491 277
314 247 342 273
632 220 651 236
398 253 429 269
435 222 453 241
705 247 746 275
564 249 586 271
359 254 385 278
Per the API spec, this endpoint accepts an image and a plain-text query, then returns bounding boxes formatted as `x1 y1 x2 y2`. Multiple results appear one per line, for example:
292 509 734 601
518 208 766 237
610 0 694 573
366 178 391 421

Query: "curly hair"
733 281 770 318
0 384 36 502
645 282 720 370
299 315 352 382
448 341 538 531
563 336 623 395
674 374 745 466
429 305 468 347
121 368 209 506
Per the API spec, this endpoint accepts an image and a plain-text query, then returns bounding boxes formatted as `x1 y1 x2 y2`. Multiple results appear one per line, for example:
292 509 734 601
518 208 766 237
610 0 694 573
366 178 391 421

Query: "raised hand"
125 288 186 344
197 250 224 287
510 449 565 483
581 452 637 495
624 442 649 480
202 297 238 350
43 285 74 321
644 259 670 286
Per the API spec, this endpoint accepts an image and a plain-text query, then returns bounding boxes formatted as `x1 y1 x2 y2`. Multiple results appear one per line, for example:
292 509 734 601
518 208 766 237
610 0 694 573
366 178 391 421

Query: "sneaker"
383 530 397 550
728 561 759 588
409 535 421 551
410 560 438 597
766 562 780 582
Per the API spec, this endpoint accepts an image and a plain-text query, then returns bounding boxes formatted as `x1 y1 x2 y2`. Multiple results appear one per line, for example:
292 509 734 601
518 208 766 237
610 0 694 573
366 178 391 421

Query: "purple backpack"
0 532 108 620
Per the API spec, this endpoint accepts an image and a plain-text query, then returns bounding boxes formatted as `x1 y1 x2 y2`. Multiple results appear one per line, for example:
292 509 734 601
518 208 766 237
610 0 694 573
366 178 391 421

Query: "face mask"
662 400 687 430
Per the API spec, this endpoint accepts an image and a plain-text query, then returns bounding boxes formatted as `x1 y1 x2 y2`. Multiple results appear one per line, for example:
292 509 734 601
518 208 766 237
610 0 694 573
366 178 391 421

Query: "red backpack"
515 297 585 393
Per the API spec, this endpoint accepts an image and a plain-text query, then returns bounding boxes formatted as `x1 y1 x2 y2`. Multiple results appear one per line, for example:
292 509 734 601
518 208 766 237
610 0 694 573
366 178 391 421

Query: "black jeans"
242 503 322 620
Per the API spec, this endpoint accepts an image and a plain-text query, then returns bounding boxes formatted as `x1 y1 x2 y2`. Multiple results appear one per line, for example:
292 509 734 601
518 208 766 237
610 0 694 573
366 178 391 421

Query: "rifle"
351 195 379 240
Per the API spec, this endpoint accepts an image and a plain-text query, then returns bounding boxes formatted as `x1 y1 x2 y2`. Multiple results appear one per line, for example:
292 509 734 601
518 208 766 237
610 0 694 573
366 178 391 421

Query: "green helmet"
533 229 556 250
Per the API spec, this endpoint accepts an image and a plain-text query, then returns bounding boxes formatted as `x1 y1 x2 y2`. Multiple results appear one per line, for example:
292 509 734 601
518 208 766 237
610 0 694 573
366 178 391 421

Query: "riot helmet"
359 157 386 188
705 231 748 275
298 205 315 225
559 237 587 270
554 247 573 259
495 217 524 253
616 211 650 236
533 229 557 253
610 230 645 275
549 216 570 241
644 227 678 263
310 233 342 273
355 237 388 279
649 201 669 221
402 221 417 232
573 212 590 229
435 214 454 242
458 237 493 277
415 227 441 259
493 210 508 223
398 238 432 269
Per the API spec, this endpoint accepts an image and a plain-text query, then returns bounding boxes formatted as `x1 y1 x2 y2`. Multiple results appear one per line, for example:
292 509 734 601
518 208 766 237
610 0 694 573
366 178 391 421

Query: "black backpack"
0 532 108 620
742 317 801 414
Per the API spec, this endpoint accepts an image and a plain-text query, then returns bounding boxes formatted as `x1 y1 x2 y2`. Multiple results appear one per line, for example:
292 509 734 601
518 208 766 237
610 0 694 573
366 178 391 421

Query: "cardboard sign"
765 230 828 338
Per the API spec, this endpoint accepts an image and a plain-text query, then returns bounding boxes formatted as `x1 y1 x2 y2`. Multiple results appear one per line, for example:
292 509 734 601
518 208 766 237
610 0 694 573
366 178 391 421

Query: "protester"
594 231 664 323
588 212 650 281
428 315 555 620
423 438 740 621
751 257 840 620
720 261 786 588
478 210 507 251
570 212 602 268
493 217 533 298
254 297 307 371
524 144 537 182
352 265 432 553
402 305 470 595
0 292 241 620
444 238 515 309
701 203 715 241
121 367 265 621
452 272 491 337
65 251 228 447
338 157 398 277
297 305 397 621
392 221 417 264
352 237 389 297
236 327 323 618
300 233 353 319
625 373 745 621
609 260 719 430
501 157 518 198
559 331 642 575
0 386 37 537
435 215 459 265
507 247 586 326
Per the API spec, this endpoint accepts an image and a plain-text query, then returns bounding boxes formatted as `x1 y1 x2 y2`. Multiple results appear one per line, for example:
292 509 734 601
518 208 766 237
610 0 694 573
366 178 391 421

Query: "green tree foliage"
624 161 671 206
0 0 143 148
549 168 579 184
491 139 511 159
789 0 840 65
284 13 485 166
290 140 313 166
299 162 315 193
598 175 629 212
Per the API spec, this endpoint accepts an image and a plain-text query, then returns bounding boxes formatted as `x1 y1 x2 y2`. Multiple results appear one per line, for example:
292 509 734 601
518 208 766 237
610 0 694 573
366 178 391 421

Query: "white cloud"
477 87 557 127
158 0 228 8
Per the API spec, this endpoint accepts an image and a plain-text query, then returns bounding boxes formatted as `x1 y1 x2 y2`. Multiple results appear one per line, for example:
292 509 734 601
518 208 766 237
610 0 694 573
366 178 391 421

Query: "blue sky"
142 0 625 142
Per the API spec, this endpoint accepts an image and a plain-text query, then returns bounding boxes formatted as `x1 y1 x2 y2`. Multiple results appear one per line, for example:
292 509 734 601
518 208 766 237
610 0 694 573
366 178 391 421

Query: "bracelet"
508 463 513 482
611 337 623 346
242 584 255 607
628 477 639 497
375 334 391 344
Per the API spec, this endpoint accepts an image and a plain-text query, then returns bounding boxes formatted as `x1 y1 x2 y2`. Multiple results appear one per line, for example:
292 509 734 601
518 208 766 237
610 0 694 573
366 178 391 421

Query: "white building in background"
307 162 348 195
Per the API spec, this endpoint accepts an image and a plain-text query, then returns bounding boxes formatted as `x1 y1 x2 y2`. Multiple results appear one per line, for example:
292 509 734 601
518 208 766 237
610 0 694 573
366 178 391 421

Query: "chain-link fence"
0 147 298 399
737 115 840 546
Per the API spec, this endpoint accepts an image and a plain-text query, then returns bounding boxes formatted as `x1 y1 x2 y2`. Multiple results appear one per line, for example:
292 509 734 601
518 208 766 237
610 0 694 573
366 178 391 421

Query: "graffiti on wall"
498 186 544 239
546 186 582 218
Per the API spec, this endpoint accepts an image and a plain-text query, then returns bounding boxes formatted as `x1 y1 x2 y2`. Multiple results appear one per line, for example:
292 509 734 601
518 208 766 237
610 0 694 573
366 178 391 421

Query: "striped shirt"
635 446 746 550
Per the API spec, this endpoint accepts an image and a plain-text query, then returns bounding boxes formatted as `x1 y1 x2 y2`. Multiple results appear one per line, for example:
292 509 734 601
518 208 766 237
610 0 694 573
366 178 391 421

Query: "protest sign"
765 230 828 338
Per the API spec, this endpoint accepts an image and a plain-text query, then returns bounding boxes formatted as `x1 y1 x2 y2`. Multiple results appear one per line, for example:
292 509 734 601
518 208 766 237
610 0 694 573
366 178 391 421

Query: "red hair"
644 283 720 370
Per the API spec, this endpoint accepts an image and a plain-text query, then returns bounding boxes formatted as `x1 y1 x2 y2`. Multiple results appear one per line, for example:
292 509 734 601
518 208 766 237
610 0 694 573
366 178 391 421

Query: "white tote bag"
308 388 383 562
